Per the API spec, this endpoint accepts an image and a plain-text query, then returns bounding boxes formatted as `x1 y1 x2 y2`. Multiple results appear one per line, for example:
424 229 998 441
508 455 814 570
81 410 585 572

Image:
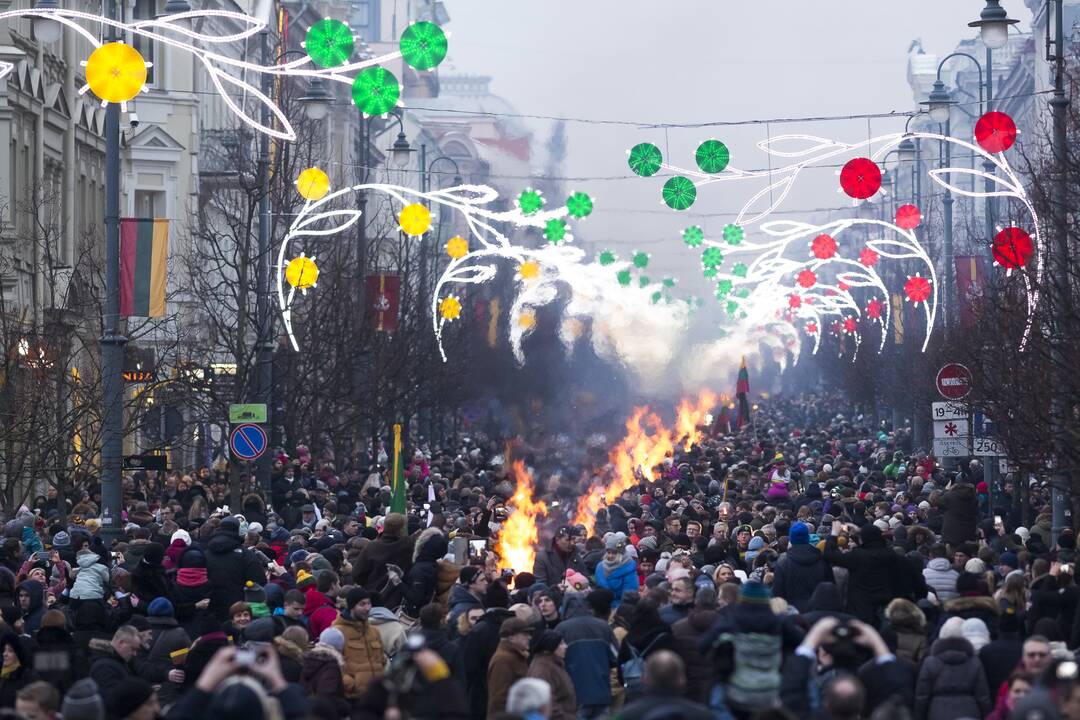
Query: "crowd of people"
0 394 1072 720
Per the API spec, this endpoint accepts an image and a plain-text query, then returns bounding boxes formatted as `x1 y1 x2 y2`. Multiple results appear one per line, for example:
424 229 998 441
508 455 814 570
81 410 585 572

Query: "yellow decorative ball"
518 261 540 281
446 236 468 259
296 168 331 201
285 255 319 290
399 203 432 237
85 42 147 104
439 296 462 321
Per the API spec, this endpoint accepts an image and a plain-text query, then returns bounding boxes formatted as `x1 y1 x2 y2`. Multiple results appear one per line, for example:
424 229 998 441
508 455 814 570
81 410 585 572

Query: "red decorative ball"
866 297 884 319
796 269 817 288
811 234 838 260
805 322 818 335
992 227 1033 270
859 247 879 267
904 275 932 304
895 204 922 230
788 294 802 309
842 317 857 335
840 157 882 200
974 111 1018 154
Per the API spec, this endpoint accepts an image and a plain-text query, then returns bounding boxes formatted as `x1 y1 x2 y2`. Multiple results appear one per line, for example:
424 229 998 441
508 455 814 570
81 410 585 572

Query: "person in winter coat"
594 535 637 608
914 636 992 720
89 625 141 689
32 610 82 693
302 570 341 641
527 631 577 720
416 603 460 670
938 480 979 548
462 607 515 719
617 597 677 701
401 528 448 618
172 547 213 637
352 513 414 611
204 518 267 622
556 590 617 719
367 595 408 659
923 545 960 601
486 617 532 717
884 598 929 665
333 587 384 699
671 587 720 704
300 627 350 718
0 633 38 708
772 522 831 613
533 526 584 588
15 580 46 635
447 566 487 632
823 521 903 624
139 598 191 706
131 543 169 606
70 549 111 603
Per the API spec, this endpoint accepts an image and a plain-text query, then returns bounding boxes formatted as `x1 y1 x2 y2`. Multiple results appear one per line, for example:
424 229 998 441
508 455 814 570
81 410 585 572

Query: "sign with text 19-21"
932 402 970 420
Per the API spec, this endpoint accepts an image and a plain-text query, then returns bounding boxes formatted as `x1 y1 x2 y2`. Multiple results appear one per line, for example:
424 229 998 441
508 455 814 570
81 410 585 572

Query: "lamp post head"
300 77 332 121
968 0 1019 50
160 0 193 15
391 132 413 168
897 136 918 163
32 0 61 44
921 80 954 125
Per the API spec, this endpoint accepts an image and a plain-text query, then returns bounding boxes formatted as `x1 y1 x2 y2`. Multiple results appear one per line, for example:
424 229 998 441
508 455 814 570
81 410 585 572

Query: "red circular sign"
936 363 972 400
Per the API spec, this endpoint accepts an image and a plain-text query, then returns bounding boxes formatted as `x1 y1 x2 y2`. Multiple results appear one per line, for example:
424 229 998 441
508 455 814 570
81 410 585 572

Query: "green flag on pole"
390 424 407 514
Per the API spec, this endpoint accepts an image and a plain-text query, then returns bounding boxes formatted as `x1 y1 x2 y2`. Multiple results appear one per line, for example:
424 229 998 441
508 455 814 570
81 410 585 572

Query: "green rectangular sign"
229 403 267 424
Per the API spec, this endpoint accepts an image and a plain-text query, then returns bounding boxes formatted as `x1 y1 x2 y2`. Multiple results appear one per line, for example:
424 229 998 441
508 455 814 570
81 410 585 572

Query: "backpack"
621 633 668 692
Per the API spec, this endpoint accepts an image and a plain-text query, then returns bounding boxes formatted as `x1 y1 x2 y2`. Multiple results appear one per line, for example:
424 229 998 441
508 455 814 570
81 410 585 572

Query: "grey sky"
441 1 1032 284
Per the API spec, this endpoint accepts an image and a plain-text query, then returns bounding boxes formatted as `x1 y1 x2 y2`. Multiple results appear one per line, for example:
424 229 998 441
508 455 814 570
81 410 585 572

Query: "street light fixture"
160 0 192 16
969 0 1019 50
31 0 61 44
299 77 332 121
921 80 955 124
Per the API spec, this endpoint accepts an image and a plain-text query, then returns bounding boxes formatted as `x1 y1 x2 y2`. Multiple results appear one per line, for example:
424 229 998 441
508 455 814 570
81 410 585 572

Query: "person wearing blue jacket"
594 535 638 608
557 591 618 720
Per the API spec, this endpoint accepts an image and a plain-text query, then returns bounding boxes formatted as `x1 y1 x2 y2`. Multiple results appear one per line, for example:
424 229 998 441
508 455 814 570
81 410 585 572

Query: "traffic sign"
229 403 267 424
934 420 969 438
936 363 972 400
972 410 1003 456
932 401 970 420
230 423 267 460
933 437 968 457
974 437 1005 457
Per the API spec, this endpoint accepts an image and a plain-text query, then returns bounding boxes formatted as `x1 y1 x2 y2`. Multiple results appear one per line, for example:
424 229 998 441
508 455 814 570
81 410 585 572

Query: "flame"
573 407 674 534
675 389 718 451
494 460 548 575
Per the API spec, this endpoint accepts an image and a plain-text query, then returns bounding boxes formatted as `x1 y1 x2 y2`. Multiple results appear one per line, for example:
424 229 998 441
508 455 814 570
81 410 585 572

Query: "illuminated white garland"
0 8 418 140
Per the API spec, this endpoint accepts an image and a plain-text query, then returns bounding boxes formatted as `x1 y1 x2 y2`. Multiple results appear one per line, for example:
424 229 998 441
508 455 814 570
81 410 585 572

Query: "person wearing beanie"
595 534 637 610
300 627 349 717
106 677 157 720
244 581 271 619
401 527 449 618
172 547 213 638
448 565 488 632
295 569 316 591
823 520 906 624
352 512 413 611
332 586 384 699
203 516 268 623
526 630 576 720
743 536 766 567
141 596 191 705
62 678 106 720
772 521 830 613
487 617 533 717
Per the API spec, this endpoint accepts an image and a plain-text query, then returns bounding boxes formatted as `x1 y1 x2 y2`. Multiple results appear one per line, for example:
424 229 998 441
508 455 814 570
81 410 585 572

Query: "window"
354 0 379 41
132 0 157 86
135 189 165 218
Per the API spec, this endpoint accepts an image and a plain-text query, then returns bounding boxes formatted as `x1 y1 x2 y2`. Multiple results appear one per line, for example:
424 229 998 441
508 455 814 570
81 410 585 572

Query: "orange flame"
494 460 548 575
675 389 718 451
573 407 674 534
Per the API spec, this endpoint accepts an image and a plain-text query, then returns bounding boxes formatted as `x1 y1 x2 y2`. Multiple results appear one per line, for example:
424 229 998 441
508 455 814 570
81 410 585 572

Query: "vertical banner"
365 274 401 333
119 218 168 317
955 255 986 328
390 423 406 513
891 293 905 345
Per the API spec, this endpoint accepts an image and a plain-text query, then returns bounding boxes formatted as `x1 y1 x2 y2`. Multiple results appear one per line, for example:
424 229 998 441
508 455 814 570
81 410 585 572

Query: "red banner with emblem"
955 256 986 328
365 274 401 333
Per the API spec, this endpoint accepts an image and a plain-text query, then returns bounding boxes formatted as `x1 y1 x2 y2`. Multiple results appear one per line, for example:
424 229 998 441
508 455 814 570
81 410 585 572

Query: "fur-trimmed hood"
942 595 1000 615
885 598 927 632
930 635 976 661
413 527 449 563
305 643 345 668
273 636 304 662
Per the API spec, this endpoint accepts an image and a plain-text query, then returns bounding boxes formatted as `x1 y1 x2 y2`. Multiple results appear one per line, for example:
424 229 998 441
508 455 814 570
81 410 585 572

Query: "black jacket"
353 533 415 611
823 534 903 624
203 530 267 621
402 529 448 617
88 638 134 688
772 544 831 612
461 608 513 720
939 483 979 547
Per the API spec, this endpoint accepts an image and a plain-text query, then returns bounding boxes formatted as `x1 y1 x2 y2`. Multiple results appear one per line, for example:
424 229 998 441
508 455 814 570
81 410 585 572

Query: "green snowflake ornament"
517 189 544 215
351 66 400 116
682 226 704 248
723 223 745 246
702 267 718 279
651 291 662 304
663 176 697 211
639 276 650 288
701 247 724 268
695 139 730 174
544 218 568 244
628 143 663 177
566 192 594 219
732 263 748 278
616 269 632 286
598 250 617 266
306 19 354 69
715 279 733 298
399 21 448 71
727 300 740 316
662 278 676 288
632 251 650 269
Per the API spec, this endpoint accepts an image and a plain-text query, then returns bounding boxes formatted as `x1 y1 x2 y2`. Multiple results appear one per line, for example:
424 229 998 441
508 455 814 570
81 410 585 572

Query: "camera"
128 112 139 129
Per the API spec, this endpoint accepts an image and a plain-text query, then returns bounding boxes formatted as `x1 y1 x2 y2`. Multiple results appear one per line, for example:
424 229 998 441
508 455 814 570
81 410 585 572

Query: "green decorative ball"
628 143 663 177
663 176 697 211
399 22 448 71
696 139 730 174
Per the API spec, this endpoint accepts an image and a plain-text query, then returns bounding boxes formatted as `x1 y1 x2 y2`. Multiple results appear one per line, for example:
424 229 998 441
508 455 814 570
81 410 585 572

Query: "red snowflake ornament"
974 111 1018 154
859 247 879 267
796 270 817 288
840 158 882 199
992 227 1033 270
788 294 802 309
842 316 857 335
805 322 819 335
811 234 838 260
866 297 884 319
904 275 932 304
895 204 922 230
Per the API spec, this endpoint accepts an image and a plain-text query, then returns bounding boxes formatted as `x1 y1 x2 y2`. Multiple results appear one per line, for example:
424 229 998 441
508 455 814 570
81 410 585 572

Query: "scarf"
176 568 208 587
601 555 628 576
